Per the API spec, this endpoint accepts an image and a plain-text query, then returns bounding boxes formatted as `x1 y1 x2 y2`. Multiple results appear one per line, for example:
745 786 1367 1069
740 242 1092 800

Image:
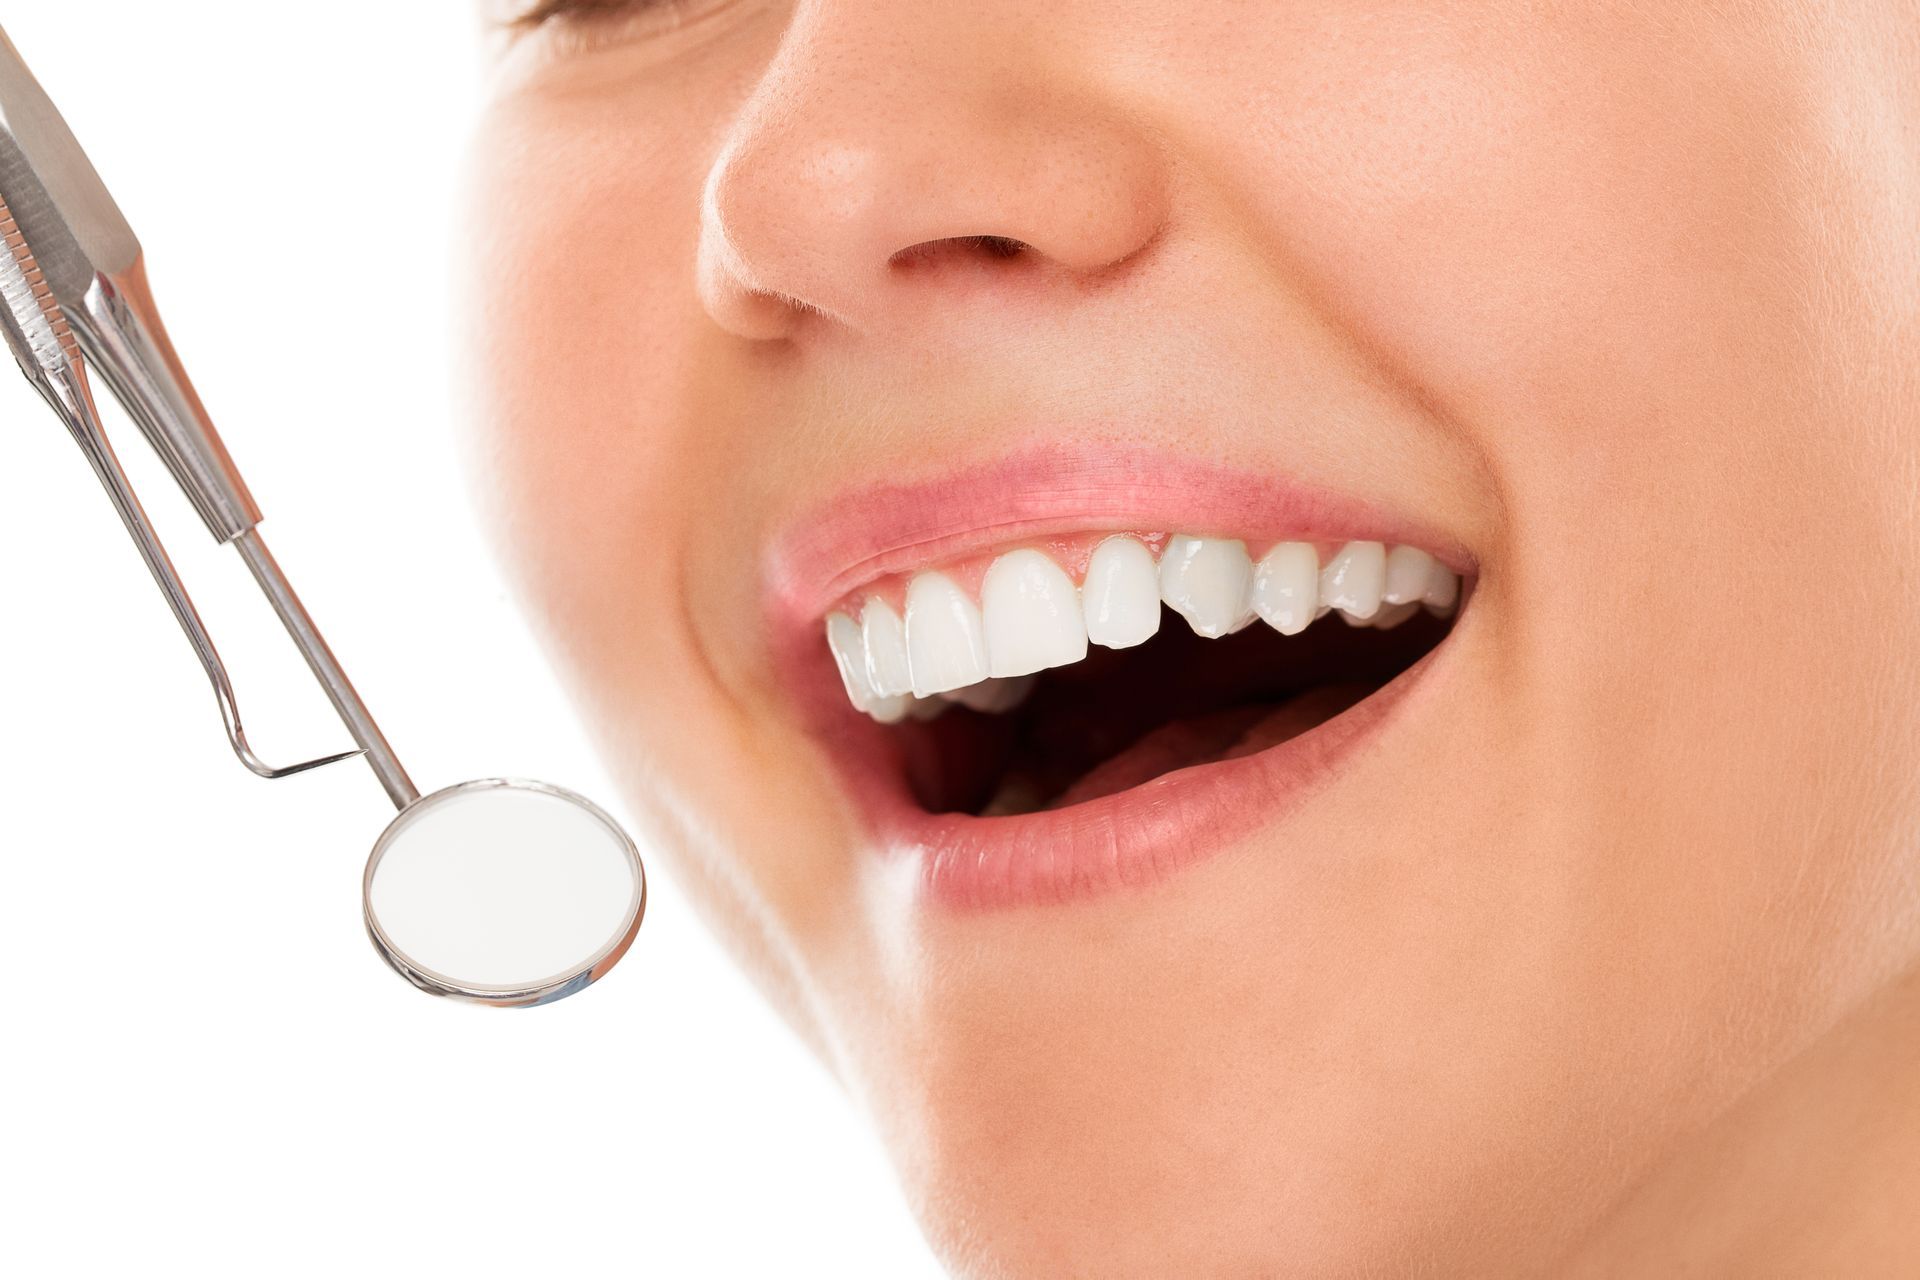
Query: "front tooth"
1423 561 1460 614
942 675 1036 714
1250 542 1319 636
826 611 878 711
982 548 1088 678
1159 535 1254 638
1319 541 1385 619
905 571 989 696
1082 536 1161 649
861 600 913 697
1382 545 1435 605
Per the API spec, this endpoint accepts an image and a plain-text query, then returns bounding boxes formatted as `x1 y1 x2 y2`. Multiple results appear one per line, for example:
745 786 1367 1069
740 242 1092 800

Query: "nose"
697 5 1171 341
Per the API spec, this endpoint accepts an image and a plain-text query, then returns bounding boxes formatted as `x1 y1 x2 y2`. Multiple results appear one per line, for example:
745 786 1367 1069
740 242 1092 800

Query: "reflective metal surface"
0 27 361 778
234 530 418 808
0 26 258 540
365 780 647 1008
0 188 357 778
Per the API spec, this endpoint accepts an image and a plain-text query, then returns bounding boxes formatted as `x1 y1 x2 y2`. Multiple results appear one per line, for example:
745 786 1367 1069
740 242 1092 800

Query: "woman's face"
463 1 1920 1272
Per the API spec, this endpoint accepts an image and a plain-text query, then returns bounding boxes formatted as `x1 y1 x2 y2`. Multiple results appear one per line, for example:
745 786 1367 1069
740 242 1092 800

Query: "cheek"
1201 8 1814 432
1192 10 1902 694
458 86 868 994
462 96 710 684
1158 3 1920 1038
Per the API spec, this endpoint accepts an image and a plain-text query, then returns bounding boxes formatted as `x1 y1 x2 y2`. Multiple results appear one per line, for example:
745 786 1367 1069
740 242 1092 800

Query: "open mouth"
823 534 1462 820
765 447 1476 909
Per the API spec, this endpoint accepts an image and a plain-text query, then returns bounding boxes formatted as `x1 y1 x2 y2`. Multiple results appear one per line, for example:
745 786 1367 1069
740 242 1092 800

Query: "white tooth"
905 571 989 696
1319 541 1386 619
1250 542 1319 636
1423 561 1460 614
1082 536 1162 649
906 696 948 721
861 600 913 697
1159 535 1254 638
1369 600 1421 630
1382 545 1436 605
826 612 878 711
867 693 911 724
982 548 1088 678
942 675 1036 714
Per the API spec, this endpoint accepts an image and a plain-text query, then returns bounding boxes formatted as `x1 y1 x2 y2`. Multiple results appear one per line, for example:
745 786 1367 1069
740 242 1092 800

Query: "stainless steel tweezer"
0 26 418 807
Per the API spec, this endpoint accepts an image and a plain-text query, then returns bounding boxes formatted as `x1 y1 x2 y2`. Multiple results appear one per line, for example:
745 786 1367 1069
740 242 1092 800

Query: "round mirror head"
363 778 645 1007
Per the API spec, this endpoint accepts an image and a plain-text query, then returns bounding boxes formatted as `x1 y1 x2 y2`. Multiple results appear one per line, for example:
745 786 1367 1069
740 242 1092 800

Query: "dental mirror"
365 780 646 1006
0 25 647 1007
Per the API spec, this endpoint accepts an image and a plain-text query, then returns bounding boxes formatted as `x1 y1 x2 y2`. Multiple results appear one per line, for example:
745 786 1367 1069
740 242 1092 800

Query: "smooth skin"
461 2 1920 1274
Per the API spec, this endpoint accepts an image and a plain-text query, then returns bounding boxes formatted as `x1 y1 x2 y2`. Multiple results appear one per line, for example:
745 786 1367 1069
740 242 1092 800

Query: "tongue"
1044 682 1373 810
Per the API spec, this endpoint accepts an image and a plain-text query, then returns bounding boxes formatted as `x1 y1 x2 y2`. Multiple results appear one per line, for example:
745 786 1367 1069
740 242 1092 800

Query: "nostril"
890 234 1032 270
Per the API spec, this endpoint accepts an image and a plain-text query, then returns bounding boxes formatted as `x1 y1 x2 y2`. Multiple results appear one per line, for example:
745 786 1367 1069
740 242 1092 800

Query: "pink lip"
761 443 1473 910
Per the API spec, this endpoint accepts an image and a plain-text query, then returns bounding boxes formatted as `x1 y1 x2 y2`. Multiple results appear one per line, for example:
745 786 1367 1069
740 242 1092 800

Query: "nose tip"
695 42 1170 342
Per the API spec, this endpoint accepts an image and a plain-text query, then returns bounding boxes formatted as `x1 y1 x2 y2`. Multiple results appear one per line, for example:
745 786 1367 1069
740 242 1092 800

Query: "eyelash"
510 0 659 28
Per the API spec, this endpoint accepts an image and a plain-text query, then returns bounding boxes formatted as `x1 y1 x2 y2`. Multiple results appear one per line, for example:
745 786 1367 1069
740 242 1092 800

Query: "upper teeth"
903 571 988 697
982 549 1089 678
1159 535 1257 638
824 536 1460 722
1082 534 1160 648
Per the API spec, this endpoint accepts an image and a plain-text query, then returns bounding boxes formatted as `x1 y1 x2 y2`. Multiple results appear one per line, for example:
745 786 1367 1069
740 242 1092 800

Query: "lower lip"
819 635 1453 911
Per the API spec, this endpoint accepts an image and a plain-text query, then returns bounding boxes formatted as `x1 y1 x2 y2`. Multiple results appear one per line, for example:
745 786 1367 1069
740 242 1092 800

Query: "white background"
0 5 935 1276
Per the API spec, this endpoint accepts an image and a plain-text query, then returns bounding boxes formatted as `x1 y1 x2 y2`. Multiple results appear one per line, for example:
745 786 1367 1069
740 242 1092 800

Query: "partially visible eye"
506 0 663 28
491 0 745 60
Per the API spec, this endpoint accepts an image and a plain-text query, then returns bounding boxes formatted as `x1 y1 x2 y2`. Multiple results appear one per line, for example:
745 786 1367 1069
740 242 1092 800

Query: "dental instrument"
0 25 644 1007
